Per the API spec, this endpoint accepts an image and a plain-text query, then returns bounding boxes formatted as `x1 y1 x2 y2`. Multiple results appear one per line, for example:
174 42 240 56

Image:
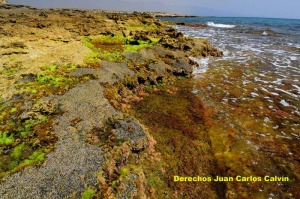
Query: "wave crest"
207 22 236 28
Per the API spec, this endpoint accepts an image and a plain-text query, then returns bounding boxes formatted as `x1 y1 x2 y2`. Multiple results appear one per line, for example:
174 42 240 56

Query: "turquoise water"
159 17 300 36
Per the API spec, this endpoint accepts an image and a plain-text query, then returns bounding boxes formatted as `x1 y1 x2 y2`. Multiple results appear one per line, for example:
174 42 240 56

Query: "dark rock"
183 44 191 51
137 76 147 84
159 36 179 49
126 39 140 45
154 21 162 26
114 117 148 152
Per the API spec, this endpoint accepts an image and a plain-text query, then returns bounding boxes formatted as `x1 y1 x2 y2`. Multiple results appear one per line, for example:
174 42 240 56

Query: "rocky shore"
0 4 222 198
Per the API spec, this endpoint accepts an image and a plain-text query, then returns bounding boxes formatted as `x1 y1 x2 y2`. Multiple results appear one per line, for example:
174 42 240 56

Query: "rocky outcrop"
0 0 7 4
0 5 223 199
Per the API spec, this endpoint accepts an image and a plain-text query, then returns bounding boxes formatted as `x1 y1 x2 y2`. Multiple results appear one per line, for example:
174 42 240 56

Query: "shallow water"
164 19 300 198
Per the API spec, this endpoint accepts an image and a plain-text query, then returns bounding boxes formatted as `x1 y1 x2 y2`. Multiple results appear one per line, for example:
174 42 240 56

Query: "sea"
159 17 300 198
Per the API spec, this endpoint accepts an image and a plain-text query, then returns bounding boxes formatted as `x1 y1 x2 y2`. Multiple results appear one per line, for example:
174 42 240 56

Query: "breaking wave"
207 22 236 28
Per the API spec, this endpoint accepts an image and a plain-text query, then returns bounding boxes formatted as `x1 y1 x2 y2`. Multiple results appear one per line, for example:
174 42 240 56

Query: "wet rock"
114 117 148 152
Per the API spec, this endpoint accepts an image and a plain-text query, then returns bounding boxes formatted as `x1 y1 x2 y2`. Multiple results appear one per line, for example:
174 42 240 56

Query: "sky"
9 0 300 19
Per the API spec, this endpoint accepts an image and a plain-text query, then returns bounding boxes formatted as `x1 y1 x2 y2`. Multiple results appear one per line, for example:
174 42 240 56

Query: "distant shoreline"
0 3 201 18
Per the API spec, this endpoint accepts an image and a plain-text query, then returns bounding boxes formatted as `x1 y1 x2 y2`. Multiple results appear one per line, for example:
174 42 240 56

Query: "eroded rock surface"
0 5 222 198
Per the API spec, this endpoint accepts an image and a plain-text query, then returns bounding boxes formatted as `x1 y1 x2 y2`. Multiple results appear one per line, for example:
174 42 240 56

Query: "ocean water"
160 17 300 198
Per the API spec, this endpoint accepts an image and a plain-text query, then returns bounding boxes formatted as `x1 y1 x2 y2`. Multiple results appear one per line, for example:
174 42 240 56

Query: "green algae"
80 188 95 199
120 167 130 178
11 143 25 159
0 62 22 76
83 34 160 65
0 131 14 145
0 63 92 179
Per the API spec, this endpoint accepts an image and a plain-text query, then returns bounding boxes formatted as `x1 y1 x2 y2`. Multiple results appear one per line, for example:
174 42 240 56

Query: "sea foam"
207 22 236 28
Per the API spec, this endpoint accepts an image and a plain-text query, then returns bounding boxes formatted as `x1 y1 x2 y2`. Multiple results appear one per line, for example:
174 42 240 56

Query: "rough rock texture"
116 171 147 199
0 80 119 198
114 117 148 152
0 0 7 4
71 61 135 84
0 5 222 199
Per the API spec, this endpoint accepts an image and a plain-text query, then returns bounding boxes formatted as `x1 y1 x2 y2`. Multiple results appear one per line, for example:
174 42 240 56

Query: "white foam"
207 22 236 28
280 99 290 107
270 92 279 96
251 92 259 97
289 56 298 61
254 77 269 84
272 78 283 85
275 88 299 98
292 85 300 93
191 90 199 94
190 57 210 74
291 133 300 139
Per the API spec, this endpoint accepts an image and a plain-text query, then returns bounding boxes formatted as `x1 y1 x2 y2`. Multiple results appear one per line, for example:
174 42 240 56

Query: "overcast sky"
10 0 300 19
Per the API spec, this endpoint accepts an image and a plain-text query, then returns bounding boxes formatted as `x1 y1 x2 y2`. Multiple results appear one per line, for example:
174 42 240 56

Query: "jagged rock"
159 35 180 49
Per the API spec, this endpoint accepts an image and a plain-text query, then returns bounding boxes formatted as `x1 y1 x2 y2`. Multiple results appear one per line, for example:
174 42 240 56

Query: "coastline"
0 4 222 198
